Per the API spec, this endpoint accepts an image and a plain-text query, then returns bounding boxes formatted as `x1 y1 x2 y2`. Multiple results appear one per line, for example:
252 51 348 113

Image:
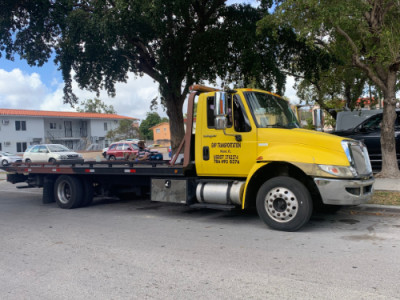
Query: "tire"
108 155 116 160
80 179 94 207
49 158 56 163
54 175 84 209
25 159 31 163
1 159 8 166
256 176 313 232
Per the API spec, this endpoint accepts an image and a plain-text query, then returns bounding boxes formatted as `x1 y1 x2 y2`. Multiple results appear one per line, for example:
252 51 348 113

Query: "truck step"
189 203 237 211
16 185 35 189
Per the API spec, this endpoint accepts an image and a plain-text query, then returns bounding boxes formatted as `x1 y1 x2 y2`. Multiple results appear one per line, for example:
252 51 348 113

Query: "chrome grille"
349 142 372 177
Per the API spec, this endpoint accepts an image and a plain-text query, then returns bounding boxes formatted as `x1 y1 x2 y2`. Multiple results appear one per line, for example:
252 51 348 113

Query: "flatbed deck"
1 160 185 177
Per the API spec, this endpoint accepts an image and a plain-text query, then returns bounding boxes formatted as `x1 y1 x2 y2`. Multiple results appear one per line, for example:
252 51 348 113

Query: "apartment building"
0 108 137 153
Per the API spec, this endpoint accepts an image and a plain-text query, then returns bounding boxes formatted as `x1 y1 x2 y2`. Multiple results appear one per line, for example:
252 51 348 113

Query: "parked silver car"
0 151 22 166
23 144 84 163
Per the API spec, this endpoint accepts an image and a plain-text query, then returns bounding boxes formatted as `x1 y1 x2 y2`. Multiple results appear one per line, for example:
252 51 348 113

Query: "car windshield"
243 92 299 129
48 144 70 152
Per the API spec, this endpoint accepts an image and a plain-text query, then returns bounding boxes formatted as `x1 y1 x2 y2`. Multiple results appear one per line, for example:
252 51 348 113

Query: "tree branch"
335 25 387 93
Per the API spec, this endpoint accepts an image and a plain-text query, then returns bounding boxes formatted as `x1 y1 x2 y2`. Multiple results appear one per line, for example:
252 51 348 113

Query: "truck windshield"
243 92 299 129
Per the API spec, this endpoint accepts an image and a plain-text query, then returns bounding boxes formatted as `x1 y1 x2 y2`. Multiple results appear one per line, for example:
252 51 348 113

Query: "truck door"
196 93 257 177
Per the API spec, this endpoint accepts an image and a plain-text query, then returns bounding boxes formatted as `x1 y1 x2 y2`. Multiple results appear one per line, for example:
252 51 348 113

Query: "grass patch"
369 191 400 206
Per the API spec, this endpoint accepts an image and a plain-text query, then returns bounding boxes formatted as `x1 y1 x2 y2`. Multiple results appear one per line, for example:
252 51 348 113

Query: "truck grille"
349 142 372 177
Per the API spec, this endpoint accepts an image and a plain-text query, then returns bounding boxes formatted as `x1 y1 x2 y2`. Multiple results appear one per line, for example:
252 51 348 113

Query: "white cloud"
283 76 300 104
0 68 49 109
0 68 162 121
0 67 302 121
40 74 164 121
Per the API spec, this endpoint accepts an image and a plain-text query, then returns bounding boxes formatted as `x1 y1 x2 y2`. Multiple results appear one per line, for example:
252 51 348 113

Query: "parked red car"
106 142 139 160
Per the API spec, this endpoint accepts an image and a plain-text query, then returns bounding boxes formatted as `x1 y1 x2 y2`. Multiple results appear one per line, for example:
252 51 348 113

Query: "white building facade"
0 109 137 153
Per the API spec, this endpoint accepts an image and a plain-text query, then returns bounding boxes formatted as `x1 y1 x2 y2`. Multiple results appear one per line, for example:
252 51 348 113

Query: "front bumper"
314 177 374 205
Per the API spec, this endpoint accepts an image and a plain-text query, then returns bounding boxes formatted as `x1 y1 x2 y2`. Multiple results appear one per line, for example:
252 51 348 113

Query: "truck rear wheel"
256 176 313 231
54 175 83 209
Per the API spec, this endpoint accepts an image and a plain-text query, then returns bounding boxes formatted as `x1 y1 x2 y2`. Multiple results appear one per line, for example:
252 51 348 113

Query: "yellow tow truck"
2 85 374 231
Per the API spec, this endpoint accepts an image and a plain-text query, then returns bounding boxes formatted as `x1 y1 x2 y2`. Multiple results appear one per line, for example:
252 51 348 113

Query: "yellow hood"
256 128 350 166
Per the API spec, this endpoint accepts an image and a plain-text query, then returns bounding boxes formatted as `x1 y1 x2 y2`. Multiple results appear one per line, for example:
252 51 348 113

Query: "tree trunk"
379 85 400 178
164 94 185 154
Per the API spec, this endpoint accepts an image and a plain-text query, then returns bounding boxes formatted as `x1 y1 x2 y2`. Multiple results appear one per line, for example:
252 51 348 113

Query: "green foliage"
139 112 168 140
0 0 288 150
263 0 400 176
76 98 116 114
106 119 139 141
305 118 315 130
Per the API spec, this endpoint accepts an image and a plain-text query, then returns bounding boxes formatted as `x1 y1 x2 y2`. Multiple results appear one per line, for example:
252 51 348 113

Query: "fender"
242 162 268 209
242 144 350 209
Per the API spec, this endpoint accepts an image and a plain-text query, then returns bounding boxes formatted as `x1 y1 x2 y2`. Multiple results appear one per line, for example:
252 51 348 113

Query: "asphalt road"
1 180 400 300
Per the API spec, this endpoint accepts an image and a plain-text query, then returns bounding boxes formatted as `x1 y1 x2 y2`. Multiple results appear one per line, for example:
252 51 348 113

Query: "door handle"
203 146 209 161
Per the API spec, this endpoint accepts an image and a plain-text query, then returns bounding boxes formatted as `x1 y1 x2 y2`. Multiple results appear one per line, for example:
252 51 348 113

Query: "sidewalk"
373 177 400 191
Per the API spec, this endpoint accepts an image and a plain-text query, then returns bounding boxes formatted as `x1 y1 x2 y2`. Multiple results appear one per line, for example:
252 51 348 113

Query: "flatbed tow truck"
1 85 375 231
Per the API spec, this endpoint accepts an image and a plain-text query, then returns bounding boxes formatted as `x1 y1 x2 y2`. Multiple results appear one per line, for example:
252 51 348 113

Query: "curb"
341 204 400 215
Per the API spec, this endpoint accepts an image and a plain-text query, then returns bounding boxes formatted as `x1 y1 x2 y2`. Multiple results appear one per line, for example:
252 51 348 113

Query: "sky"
0 0 299 122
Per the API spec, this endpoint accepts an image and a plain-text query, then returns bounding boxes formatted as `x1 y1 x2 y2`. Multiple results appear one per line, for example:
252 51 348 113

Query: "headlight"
318 164 357 178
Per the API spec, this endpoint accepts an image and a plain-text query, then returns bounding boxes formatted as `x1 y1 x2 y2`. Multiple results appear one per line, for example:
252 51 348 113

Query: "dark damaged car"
332 110 400 170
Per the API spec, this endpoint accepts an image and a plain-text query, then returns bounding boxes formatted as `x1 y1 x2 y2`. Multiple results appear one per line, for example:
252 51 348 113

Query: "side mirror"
214 91 228 130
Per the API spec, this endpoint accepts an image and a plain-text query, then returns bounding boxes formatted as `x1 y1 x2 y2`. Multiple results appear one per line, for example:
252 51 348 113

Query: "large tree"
261 0 400 177
76 98 116 114
139 112 168 140
1 0 284 152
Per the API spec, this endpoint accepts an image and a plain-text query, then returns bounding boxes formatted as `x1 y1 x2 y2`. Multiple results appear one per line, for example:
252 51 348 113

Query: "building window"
164 127 167 132
80 121 87 137
50 123 57 129
0 142 2 151
15 121 26 131
156 128 160 133
104 122 108 131
16 142 27 152
64 121 72 137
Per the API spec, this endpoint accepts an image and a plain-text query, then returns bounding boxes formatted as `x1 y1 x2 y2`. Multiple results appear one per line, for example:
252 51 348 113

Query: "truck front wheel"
256 176 313 231
54 175 83 209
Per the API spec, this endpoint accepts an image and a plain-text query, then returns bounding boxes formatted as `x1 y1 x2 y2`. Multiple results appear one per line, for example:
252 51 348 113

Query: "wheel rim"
110 156 115 160
264 187 298 223
2 160 7 166
57 181 72 204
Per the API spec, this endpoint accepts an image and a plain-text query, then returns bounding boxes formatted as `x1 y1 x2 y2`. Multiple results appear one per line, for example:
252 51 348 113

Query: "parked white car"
0 151 23 166
23 144 84 163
